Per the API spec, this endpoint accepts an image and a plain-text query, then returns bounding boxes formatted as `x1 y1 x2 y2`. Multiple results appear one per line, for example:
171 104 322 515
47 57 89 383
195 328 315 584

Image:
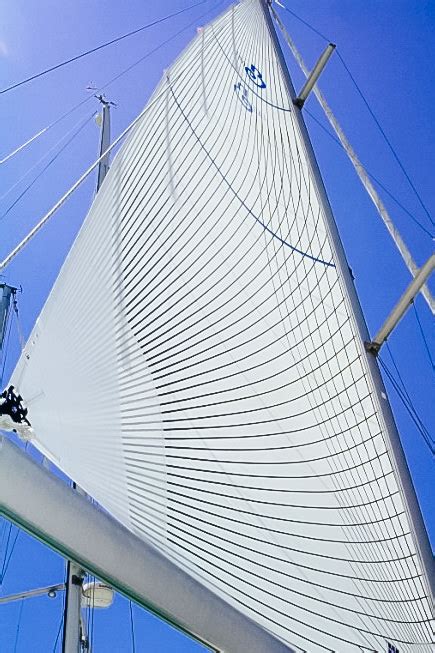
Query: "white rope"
0 129 48 165
271 5 435 315
0 112 97 205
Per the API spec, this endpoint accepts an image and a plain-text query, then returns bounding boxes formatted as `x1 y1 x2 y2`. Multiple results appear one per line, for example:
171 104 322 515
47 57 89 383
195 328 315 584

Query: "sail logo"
245 64 266 89
234 82 252 112
388 644 399 653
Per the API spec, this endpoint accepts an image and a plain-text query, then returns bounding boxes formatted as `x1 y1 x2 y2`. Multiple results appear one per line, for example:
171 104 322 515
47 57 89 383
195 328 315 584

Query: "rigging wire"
412 302 435 376
84 584 90 650
52 614 64 653
276 2 435 230
335 51 435 229
0 89 167 272
386 344 417 412
385 342 433 444
52 587 66 653
13 599 24 653
0 522 13 581
0 107 96 168
84 574 91 651
378 356 434 455
0 128 48 166
304 108 434 239
0 113 96 204
0 112 97 223
129 600 137 653
277 3 330 42
0 520 6 561
0 527 20 584
0 0 225 167
0 0 212 97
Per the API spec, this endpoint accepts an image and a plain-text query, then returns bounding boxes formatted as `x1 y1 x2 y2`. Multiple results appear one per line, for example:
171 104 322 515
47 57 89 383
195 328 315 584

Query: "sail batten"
10 1 434 651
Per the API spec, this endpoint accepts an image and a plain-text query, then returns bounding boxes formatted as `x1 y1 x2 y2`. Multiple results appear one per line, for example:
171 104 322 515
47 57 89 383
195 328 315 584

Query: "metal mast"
259 0 434 602
0 435 295 653
270 5 434 314
95 94 113 192
62 557 84 653
0 284 16 353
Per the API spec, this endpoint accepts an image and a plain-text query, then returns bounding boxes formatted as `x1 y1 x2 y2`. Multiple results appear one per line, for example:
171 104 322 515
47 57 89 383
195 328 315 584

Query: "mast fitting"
294 43 336 108
365 253 435 354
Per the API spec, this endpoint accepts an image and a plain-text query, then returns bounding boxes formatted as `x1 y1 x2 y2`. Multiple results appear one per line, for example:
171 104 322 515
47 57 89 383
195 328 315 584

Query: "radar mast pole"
95 94 113 192
62 95 113 653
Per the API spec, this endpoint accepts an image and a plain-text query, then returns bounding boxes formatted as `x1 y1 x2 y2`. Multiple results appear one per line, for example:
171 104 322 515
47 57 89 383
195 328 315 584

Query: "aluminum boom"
0 437 295 653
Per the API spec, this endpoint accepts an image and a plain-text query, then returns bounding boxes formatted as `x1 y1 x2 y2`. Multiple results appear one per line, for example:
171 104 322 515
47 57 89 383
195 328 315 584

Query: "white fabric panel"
10 1 433 651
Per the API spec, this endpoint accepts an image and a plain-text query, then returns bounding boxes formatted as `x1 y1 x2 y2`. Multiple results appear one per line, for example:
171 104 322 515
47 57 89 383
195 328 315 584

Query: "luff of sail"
10 1 434 651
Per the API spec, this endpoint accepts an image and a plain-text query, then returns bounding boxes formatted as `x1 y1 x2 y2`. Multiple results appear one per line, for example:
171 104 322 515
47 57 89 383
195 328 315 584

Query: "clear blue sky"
0 1 433 651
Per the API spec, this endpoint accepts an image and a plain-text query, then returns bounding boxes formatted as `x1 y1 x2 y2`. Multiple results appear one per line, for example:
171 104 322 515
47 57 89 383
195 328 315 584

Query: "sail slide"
10 1 433 651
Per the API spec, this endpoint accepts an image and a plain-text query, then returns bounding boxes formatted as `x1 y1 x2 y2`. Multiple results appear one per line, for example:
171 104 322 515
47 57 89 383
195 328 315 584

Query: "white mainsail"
10 1 434 651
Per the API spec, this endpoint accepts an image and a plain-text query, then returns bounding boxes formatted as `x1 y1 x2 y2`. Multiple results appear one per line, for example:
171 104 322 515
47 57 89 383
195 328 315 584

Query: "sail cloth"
11 1 433 651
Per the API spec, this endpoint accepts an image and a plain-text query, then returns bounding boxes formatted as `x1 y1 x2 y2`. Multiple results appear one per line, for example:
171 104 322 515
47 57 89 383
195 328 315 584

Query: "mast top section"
86 85 116 107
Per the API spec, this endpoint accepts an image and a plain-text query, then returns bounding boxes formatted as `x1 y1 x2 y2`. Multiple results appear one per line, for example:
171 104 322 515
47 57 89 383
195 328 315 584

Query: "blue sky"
0 1 433 651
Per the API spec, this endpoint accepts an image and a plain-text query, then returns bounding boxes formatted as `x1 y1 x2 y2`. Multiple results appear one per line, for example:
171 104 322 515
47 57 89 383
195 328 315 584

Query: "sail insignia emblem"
234 82 253 112
388 644 399 653
245 64 266 89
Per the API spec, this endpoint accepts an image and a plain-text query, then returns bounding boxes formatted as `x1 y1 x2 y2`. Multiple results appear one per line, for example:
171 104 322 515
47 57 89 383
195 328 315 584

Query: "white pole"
0 437 295 653
368 253 435 352
271 5 435 315
0 583 65 604
294 43 335 107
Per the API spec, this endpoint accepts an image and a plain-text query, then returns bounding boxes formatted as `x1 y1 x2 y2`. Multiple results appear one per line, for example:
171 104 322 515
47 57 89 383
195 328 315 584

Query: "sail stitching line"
168 85 335 268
